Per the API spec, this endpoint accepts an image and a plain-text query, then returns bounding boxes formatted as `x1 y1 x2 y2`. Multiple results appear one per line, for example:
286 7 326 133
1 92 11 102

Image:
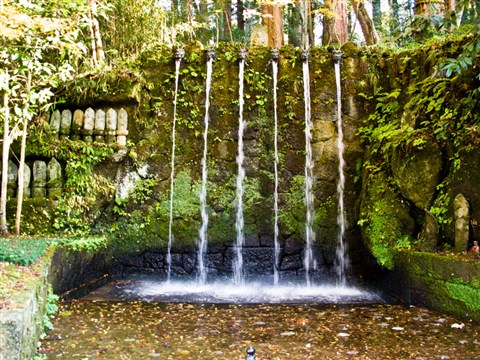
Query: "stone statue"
117 108 128 147
94 109 106 143
72 109 84 140
47 158 63 199
60 109 72 139
32 160 47 198
50 110 61 136
106 108 117 144
83 107 95 143
454 193 470 252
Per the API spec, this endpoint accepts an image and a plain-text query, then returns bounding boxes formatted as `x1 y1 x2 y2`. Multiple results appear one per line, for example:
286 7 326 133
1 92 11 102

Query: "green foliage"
430 182 452 232
25 139 117 235
446 282 480 312
128 177 159 205
0 238 53 266
0 236 106 265
442 31 480 79
42 285 59 333
278 175 306 236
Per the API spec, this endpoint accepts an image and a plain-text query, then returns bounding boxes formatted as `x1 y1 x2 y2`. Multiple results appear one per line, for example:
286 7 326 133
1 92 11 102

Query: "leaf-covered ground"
41 301 479 359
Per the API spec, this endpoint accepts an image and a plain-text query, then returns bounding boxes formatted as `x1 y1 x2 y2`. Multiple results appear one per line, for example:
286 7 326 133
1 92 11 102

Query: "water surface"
42 282 479 359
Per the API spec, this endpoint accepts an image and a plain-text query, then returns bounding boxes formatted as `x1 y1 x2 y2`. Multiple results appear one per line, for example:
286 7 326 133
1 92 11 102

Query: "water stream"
233 50 247 286
334 53 349 286
272 50 280 286
166 49 184 281
197 50 215 285
302 49 316 286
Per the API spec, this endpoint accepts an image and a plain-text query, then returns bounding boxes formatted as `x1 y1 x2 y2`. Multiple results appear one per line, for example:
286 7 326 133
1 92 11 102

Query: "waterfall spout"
272 49 280 286
333 51 349 287
301 48 310 61
234 49 247 285
302 49 316 286
197 51 214 285
167 49 184 281
332 49 343 64
271 48 280 62
175 48 185 60
206 48 216 61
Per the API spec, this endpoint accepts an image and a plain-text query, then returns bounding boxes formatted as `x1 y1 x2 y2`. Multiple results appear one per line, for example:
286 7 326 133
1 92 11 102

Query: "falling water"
197 49 215 285
271 49 280 286
233 49 247 286
333 51 349 287
302 49 316 286
167 48 184 281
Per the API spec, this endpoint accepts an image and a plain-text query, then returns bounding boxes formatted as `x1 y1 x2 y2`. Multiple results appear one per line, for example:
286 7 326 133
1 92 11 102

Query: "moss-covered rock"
359 168 415 269
390 140 443 209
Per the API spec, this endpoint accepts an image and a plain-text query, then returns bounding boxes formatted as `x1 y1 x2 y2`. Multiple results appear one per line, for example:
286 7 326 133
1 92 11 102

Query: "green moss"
446 282 480 312
360 172 414 269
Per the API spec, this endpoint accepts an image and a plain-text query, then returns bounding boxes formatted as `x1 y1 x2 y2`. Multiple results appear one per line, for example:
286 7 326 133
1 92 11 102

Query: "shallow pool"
41 298 479 359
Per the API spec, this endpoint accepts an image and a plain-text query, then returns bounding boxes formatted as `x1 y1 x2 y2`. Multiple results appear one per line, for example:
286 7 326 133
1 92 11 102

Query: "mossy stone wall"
384 251 480 321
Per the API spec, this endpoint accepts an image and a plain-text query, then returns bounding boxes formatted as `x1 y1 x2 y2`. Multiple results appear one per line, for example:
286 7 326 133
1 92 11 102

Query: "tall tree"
322 0 348 45
288 0 303 47
372 0 382 30
87 0 105 65
261 1 284 47
237 0 245 37
0 71 11 236
351 0 379 45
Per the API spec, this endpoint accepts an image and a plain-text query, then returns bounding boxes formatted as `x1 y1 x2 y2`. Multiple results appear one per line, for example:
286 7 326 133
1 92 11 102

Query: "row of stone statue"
50 107 128 146
4 158 63 199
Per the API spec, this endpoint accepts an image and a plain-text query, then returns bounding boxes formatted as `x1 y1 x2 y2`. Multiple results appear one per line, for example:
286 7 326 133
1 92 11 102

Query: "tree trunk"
308 0 314 47
1 72 9 236
351 0 379 45
237 0 245 35
288 1 303 47
197 0 210 43
372 0 382 29
87 0 105 64
262 4 284 48
390 0 400 32
322 0 348 45
15 69 31 236
222 0 233 41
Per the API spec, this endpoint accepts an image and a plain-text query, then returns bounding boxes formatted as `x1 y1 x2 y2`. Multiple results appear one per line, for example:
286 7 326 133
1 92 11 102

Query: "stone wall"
0 246 110 360
0 253 51 360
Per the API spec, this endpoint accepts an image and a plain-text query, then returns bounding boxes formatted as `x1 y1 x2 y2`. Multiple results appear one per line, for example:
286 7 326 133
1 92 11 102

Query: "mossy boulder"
390 140 443 209
359 169 415 269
